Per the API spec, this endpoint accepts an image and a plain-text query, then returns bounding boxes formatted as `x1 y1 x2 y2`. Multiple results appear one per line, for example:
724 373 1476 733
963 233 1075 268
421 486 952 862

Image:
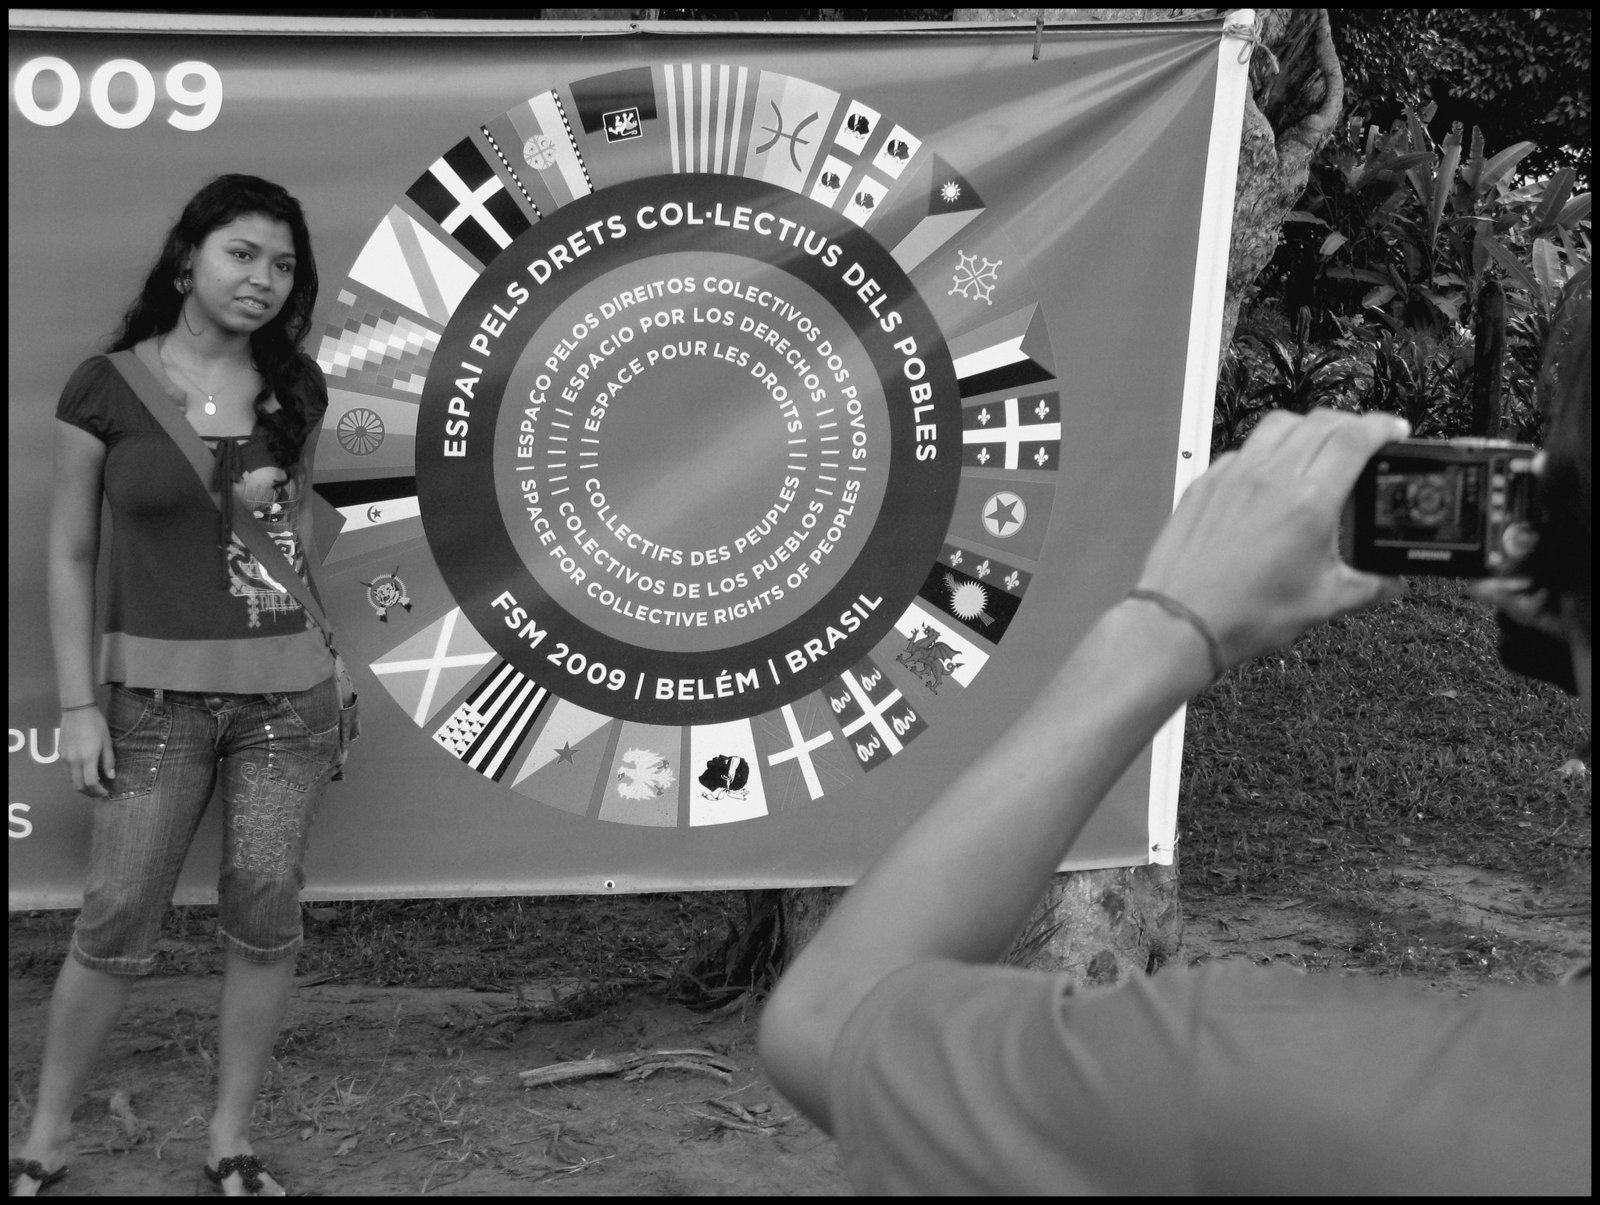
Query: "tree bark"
760 9 1345 987
1471 277 1507 438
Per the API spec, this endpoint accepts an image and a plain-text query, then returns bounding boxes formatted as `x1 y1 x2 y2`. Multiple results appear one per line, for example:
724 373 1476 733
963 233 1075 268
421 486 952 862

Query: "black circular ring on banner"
417 174 961 724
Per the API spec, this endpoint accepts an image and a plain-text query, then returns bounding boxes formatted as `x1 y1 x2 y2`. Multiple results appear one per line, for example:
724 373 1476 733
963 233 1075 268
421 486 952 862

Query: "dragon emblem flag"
8 11 1252 903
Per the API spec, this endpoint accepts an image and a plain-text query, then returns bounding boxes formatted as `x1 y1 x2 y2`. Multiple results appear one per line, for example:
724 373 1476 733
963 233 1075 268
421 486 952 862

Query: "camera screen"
1370 460 1484 548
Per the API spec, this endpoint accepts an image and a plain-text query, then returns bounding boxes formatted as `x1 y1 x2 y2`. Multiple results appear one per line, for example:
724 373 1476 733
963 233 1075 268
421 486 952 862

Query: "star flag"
871 153 986 271
507 700 617 815
945 477 1057 562
405 138 532 267
321 489 424 566
916 560 1023 642
963 393 1062 471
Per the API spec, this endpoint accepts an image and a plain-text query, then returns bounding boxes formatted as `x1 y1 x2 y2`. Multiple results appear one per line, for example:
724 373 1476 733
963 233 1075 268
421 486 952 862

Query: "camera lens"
1405 478 1451 526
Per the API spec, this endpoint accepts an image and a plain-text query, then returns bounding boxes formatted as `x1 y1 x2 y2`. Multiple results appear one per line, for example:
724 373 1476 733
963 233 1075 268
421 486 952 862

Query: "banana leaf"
1530 168 1575 232
1530 238 1565 301
1473 140 1537 197
1477 235 1539 296
1426 140 1462 245
1556 193 1591 227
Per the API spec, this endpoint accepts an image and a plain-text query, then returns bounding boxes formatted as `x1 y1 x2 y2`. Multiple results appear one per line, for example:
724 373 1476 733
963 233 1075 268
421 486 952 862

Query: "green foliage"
1330 8 1592 189
1288 105 1589 337
1241 307 1358 413
1209 343 1259 455
1347 326 1473 438
1229 102 1592 448
1213 307 1362 453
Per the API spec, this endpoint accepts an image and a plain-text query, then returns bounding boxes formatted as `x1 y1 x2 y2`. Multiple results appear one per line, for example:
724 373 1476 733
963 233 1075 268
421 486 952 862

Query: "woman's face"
183 213 297 336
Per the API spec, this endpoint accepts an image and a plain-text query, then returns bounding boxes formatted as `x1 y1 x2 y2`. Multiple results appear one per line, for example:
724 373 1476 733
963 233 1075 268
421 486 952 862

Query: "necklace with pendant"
159 337 237 416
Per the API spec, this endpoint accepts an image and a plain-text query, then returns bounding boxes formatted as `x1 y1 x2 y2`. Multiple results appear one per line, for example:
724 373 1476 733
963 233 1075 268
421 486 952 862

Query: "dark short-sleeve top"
56 352 335 693
828 958 1591 1195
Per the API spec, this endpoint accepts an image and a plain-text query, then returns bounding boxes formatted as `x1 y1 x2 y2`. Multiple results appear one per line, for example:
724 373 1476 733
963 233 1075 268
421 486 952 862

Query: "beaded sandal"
7 1160 68 1197
203 1154 284 1196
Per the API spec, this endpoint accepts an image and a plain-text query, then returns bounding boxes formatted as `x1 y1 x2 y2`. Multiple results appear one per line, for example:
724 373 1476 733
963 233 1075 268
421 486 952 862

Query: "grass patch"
1180 577 1588 887
1180 576 1589 979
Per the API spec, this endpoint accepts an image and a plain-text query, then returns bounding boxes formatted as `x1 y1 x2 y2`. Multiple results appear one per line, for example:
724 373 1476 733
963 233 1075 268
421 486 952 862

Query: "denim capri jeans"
70 678 341 975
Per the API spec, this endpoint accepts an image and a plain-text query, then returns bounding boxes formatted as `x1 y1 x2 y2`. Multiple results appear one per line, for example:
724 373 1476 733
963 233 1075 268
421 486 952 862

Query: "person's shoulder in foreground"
826 956 1590 1195
758 328 1592 1195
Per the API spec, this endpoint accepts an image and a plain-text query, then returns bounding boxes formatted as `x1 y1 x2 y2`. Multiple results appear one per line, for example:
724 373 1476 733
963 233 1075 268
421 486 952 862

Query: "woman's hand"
59 706 115 798
1136 408 1411 670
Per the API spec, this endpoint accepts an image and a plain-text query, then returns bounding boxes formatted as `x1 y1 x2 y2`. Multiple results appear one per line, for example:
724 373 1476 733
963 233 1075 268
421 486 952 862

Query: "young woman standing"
11 175 345 1198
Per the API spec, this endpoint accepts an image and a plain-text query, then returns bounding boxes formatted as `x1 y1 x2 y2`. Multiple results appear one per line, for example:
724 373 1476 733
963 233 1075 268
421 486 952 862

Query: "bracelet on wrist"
1124 588 1227 681
60 701 99 712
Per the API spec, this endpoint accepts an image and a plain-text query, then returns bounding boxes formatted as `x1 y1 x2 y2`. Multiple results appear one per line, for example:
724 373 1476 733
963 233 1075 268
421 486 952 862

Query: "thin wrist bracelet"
60 701 99 712
1125 589 1227 681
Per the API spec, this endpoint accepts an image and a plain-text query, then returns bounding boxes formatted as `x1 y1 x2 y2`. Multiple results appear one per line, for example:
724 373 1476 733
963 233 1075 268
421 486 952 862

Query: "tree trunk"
761 9 1345 986
1471 277 1507 438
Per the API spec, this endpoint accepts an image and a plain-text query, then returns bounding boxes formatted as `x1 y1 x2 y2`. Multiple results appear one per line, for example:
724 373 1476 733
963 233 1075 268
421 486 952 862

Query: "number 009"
13 57 222 131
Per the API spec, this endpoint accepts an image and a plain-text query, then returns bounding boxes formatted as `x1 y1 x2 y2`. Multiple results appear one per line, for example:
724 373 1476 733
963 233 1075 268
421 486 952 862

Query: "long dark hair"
107 174 320 470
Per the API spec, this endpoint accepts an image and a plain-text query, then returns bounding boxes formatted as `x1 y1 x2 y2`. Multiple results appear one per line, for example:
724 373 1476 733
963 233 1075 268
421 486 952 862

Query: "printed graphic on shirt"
225 526 306 629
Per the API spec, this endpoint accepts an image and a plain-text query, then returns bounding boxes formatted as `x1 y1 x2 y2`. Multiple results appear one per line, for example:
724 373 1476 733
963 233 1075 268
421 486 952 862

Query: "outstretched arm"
758 407 1410 1130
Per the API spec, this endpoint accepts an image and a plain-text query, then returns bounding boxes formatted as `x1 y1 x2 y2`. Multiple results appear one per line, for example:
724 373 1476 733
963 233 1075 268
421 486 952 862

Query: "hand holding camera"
1342 437 1540 576
1134 408 1410 673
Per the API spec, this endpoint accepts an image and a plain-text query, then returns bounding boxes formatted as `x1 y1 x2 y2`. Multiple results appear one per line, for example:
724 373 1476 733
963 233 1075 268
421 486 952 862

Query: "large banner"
8 11 1250 904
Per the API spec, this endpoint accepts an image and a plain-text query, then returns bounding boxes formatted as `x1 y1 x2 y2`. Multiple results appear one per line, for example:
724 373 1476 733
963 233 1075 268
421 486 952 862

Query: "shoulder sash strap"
105 349 337 648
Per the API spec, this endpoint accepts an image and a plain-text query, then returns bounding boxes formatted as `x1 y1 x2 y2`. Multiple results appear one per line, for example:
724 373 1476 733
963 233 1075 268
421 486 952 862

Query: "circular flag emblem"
311 67 1061 827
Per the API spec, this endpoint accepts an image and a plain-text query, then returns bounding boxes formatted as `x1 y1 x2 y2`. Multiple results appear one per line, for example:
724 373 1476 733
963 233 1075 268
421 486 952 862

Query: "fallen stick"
520 1049 736 1088
624 1058 734 1084
518 1057 624 1087
682 1107 775 1135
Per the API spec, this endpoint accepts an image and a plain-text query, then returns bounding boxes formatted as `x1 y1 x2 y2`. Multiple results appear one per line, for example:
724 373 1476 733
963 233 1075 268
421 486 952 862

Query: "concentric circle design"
311 66 1063 826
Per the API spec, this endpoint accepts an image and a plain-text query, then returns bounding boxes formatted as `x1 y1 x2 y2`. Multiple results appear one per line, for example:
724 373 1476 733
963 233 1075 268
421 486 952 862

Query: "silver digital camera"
1342 438 1539 577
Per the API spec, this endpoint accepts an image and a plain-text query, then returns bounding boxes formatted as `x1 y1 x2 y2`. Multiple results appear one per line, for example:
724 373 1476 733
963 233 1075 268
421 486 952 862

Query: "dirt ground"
9 852 1591 1197
7 959 846 1196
